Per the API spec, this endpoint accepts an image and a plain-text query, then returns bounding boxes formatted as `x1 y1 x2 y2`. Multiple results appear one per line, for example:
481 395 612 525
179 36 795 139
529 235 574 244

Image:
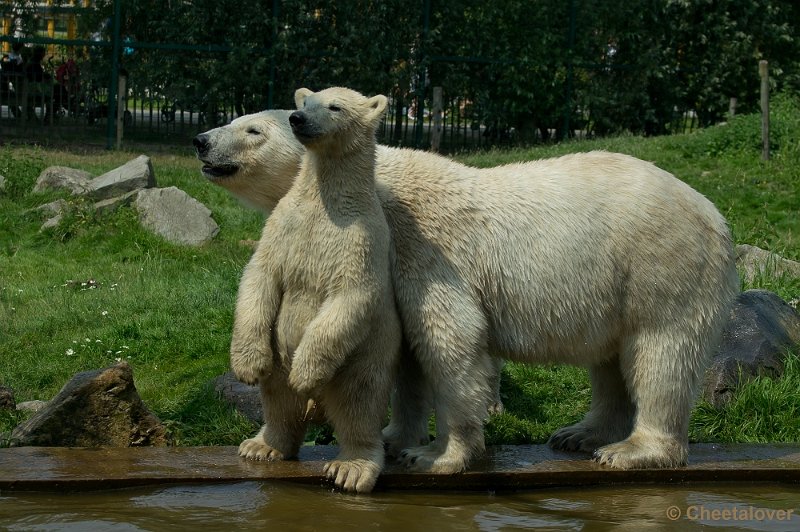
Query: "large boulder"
85 155 156 201
703 289 800 408
33 166 93 195
134 186 220 246
9 361 168 447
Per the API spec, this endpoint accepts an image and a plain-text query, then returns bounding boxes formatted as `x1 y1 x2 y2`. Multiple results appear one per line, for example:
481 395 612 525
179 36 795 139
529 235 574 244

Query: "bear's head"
289 87 388 155
193 110 305 211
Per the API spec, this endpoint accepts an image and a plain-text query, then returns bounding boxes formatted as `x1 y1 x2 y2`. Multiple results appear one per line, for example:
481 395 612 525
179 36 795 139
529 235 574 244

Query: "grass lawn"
1 95 799 448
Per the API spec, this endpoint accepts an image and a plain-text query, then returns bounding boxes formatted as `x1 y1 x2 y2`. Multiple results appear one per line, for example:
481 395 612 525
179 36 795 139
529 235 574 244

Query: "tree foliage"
8 0 800 137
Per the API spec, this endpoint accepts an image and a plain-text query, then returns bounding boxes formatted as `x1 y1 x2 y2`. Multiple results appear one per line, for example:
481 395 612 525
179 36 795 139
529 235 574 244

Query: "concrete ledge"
1 443 798 491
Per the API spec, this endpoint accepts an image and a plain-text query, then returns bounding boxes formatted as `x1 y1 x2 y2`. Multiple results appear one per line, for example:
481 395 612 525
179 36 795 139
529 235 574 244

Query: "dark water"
1 482 797 531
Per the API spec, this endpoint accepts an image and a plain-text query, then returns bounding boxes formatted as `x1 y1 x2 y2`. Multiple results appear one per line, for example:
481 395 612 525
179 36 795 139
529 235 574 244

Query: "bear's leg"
320 364 391 493
547 355 635 453
396 301 492 474
239 372 308 461
592 333 702 468
383 352 502 458
382 349 433 457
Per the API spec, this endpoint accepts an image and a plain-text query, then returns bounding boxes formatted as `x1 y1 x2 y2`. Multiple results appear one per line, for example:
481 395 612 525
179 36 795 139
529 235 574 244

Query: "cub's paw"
287 349 329 395
548 423 605 453
230 338 272 385
398 443 467 474
323 458 381 494
381 424 430 458
238 436 286 461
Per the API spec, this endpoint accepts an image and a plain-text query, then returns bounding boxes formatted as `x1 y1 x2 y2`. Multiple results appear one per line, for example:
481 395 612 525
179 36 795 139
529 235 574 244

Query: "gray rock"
31 198 68 218
0 386 15 411
134 186 220 246
213 372 262 425
94 190 140 216
10 361 168 447
40 214 62 231
85 155 156 201
16 400 47 413
737 244 800 283
703 289 800 408
33 166 93 195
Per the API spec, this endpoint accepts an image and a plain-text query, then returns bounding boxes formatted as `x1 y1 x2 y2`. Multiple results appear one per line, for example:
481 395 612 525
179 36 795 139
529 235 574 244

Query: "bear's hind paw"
593 435 687 469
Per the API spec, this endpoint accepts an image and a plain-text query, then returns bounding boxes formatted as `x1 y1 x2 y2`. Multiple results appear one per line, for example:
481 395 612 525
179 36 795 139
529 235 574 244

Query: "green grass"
1 95 799 447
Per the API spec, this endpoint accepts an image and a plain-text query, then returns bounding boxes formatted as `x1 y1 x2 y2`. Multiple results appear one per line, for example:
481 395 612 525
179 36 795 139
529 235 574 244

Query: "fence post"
414 0 431 149
728 97 737 119
116 72 127 149
561 0 577 141
105 0 122 150
759 60 769 161
430 86 443 152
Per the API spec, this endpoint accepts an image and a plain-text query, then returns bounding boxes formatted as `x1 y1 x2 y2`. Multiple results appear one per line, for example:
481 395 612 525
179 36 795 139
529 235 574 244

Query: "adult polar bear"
194 110 739 474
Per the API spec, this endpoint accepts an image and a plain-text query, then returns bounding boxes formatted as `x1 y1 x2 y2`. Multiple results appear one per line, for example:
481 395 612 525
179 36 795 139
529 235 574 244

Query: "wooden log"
1 443 798 492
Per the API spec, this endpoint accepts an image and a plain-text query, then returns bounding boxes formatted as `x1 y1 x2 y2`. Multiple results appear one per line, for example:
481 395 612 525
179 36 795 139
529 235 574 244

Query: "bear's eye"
246 128 261 135
328 104 341 112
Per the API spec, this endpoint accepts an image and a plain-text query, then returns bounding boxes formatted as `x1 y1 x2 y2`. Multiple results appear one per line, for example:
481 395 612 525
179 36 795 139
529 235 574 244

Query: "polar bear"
229 87 401 493
194 105 739 475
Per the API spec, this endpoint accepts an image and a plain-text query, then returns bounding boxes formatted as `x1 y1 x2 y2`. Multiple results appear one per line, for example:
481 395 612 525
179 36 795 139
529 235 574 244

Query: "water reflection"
1 483 797 531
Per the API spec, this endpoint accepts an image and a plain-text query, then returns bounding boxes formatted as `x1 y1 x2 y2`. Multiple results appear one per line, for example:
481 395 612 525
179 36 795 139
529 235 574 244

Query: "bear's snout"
193 133 210 156
290 111 319 143
289 111 306 129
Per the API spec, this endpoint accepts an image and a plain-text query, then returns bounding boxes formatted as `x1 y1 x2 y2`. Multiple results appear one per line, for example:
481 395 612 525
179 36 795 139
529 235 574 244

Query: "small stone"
0 386 15 411
33 166 93 195
16 400 47 413
736 244 800 283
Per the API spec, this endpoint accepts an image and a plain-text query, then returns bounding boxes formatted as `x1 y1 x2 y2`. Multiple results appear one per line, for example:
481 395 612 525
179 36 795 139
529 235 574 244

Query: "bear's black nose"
289 111 306 128
193 134 210 155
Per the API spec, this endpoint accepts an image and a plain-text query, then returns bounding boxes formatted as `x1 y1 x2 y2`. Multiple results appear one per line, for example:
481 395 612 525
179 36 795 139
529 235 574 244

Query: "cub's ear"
366 94 388 122
294 88 313 110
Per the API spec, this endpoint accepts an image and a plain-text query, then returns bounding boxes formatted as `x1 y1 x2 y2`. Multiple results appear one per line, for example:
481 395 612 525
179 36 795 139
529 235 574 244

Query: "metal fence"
0 1 700 152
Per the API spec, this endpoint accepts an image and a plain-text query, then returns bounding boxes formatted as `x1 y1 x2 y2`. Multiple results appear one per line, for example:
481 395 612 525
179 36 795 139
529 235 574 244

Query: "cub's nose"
193 133 210 156
289 111 306 129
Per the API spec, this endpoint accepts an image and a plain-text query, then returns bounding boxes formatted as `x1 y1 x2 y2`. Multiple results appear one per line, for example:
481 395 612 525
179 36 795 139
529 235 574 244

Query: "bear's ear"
294 88 313 109
366 94 388 122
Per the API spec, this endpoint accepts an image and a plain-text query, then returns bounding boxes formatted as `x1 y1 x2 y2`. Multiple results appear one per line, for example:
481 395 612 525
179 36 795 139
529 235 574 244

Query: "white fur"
199 109 739 475
229 88 401 493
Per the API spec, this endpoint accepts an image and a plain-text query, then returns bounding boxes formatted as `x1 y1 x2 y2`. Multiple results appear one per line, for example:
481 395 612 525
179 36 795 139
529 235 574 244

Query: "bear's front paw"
230 337 272 385
287 349 329 395
239 436 286 461
323 458 382 493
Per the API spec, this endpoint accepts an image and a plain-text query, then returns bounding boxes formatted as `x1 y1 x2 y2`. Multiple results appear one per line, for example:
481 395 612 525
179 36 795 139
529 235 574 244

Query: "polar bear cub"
230 87 401 493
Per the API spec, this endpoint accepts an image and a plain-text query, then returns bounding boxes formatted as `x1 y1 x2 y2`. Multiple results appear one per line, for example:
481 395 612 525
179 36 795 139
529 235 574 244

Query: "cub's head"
289 87 388 153
193 110 305 211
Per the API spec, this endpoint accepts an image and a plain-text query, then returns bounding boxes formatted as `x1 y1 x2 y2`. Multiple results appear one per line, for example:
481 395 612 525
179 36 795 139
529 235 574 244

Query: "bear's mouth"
201 164 239 180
